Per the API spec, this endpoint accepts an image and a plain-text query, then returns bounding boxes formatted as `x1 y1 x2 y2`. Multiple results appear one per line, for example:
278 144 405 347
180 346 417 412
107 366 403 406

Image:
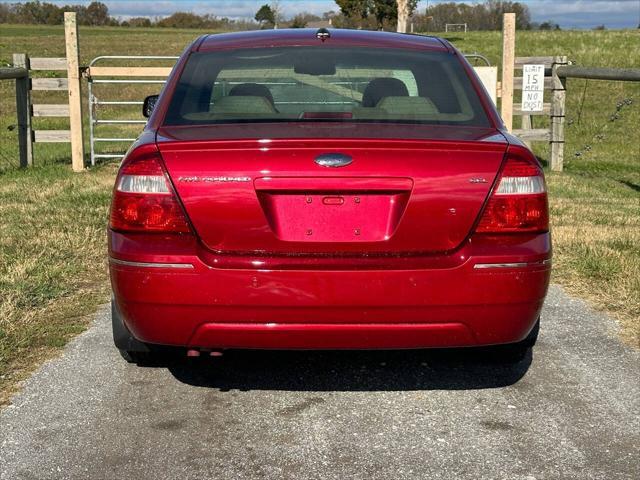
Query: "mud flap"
111 298 150 353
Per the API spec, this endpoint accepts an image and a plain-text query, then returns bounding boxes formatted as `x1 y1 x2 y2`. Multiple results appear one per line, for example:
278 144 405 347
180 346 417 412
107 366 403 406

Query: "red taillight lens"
109 145 191 233
476 151 549 233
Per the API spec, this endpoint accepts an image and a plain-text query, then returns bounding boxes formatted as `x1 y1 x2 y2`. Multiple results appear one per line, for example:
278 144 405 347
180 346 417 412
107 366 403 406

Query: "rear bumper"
109 231 551 350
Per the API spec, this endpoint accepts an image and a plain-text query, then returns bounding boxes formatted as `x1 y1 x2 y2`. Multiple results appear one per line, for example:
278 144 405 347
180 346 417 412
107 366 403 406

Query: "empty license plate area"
255 177 413 242
258 192 410 242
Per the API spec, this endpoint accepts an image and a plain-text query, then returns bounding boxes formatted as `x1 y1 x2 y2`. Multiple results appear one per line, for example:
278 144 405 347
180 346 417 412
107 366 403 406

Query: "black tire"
117 348 139 363
111 298 151 363
489 318 540 363
520 317 540 348
118 349 160 365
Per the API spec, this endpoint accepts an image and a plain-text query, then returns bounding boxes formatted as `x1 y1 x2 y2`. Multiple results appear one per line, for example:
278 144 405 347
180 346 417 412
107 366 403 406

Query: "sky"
2 0 639 29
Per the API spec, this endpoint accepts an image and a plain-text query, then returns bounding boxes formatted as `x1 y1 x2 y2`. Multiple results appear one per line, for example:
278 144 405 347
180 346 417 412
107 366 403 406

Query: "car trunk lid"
158 133 507 255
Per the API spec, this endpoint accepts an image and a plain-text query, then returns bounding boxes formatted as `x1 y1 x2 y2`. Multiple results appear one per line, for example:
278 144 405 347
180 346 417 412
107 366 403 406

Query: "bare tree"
396 0 410 32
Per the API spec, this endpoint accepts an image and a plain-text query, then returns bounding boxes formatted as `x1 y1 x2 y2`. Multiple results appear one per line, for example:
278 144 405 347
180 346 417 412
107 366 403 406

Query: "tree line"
414 1 532 31
0 1 257 29
1 0 565 31
332 0 539 31
0 1 113 26
332 0 418 30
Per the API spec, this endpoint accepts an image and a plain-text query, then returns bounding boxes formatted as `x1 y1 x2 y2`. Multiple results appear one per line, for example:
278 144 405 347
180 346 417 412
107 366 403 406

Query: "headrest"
362 78 409 108
376 96 439 116
229 83 275 107
213 95 277 114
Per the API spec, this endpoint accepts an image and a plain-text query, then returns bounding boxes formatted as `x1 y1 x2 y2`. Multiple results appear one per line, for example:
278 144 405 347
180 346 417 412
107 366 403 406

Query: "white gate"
86 55 177 165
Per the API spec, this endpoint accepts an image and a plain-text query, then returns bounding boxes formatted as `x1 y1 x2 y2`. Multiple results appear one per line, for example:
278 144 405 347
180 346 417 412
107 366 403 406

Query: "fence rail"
2 13 84 170
3 59 32 167
0 67 28 79
557 66 640 82
508 54 568 170
5 12 640 173
15 52 72 162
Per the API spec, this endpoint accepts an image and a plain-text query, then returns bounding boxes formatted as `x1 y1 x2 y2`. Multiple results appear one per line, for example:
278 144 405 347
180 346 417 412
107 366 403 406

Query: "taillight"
109 144 191 233
476 149 549 233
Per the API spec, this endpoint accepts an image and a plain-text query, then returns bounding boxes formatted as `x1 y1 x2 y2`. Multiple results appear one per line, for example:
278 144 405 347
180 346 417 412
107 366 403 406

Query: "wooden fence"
499 13 568 171
514 55 567 172
1 64 31 168
9 12 83 171
4 12 639 173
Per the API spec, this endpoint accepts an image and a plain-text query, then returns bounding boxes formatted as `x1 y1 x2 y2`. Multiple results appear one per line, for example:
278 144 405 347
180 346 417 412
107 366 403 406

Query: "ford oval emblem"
315 153 353 168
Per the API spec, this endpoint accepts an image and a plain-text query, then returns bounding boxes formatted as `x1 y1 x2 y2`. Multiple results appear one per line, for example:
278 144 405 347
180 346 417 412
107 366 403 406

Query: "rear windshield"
164 46 490 127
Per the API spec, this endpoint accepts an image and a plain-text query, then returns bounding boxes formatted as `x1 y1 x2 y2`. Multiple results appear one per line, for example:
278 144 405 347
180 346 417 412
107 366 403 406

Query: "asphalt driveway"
1 285 638 479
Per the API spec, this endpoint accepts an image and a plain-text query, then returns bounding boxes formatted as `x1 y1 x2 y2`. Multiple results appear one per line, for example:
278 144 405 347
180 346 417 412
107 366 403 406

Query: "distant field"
0 25 638 403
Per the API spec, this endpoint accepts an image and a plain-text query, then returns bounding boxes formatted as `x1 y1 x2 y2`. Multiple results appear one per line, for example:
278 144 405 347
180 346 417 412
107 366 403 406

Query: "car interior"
169 47 486 126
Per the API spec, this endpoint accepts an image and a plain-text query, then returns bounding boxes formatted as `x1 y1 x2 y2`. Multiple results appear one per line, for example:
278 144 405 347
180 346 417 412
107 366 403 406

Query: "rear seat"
376 96 439 116
213 95 277 114
183 95 441 122
353 96 440 120
351 107 388 119
183 95 279 121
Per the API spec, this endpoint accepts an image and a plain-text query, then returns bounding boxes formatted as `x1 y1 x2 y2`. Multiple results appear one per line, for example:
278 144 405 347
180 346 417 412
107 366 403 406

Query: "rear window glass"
164 47 490 127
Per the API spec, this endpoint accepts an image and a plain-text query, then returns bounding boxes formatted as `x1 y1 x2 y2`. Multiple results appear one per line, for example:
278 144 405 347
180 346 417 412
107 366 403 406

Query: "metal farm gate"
84 54 500 167
86 55 178 165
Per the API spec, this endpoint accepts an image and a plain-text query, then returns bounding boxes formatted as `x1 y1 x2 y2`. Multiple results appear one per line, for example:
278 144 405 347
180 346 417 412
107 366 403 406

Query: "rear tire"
490 318 539 363
118 349 161 365
118 348 140 363
111 298 153 363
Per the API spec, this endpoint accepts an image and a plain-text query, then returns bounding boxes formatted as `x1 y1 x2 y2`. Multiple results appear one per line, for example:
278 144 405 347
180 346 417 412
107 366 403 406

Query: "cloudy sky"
2 0 639 28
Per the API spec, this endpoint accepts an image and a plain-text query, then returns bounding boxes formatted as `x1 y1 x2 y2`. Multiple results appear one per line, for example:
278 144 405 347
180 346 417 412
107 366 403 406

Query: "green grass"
0 25 638 402
0 162 116 403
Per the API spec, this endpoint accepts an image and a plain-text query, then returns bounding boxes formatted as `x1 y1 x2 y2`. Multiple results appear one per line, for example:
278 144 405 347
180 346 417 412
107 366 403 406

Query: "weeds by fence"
571 96 635 160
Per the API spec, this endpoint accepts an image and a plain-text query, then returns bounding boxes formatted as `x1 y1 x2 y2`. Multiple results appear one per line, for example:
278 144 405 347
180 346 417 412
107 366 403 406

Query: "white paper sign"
521 64 545 112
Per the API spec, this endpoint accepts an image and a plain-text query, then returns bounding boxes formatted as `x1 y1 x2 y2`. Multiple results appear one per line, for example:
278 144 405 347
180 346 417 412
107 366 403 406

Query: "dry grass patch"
548 174 640 347
0 163 117 405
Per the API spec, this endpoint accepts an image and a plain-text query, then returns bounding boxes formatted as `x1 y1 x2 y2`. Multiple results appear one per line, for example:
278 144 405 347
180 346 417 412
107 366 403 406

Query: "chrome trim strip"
474 262 528 269
474 260 551 269
109 257 194 269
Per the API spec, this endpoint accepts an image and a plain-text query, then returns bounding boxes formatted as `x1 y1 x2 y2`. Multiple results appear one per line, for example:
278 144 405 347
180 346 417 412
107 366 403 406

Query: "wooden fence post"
64 12 85 172
500 13 516 131
13 53 33 168
521 114 532 148
550 55 568 172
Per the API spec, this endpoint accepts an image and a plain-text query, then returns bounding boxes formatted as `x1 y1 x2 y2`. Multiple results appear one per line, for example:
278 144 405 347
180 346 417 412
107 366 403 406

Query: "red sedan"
109 28 550 363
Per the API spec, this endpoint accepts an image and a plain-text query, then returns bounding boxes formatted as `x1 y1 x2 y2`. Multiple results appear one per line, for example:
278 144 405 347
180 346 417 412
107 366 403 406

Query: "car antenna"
316 28 330 42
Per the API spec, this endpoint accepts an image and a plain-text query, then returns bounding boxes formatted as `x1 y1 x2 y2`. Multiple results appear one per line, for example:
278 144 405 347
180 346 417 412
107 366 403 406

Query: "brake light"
476 150 549 233
109 145 191 233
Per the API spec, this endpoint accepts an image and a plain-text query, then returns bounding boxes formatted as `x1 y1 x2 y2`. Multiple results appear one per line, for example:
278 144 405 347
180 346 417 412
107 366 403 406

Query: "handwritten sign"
521 64 545 112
